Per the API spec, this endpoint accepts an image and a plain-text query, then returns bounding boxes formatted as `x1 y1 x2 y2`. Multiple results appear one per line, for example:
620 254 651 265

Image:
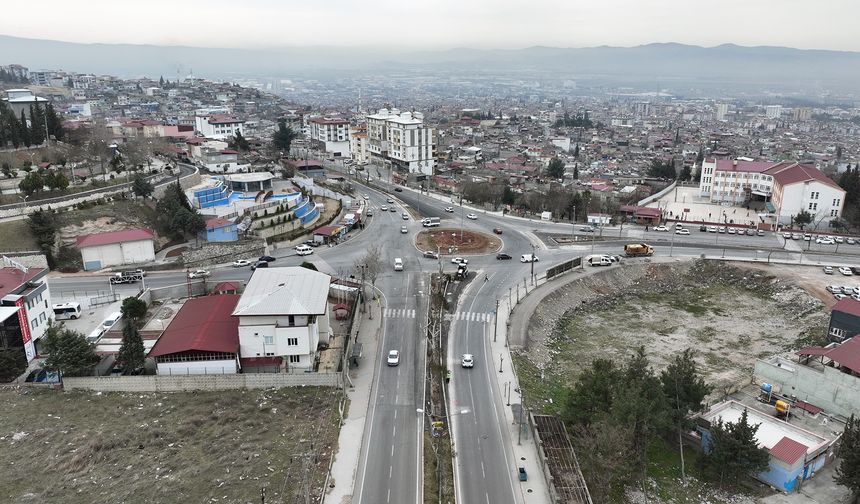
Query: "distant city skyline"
1 0 858 52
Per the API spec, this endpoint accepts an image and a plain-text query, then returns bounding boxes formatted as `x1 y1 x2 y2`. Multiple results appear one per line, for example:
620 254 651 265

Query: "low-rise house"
232 267 332 372
827 298 860 343
76 228 156 271
200 217 238 242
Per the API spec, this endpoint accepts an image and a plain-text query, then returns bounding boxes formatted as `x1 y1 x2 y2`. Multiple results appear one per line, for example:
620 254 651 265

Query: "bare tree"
354 244 383 319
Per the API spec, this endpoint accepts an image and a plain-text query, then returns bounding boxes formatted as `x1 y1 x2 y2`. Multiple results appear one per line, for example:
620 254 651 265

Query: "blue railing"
300 204 319 225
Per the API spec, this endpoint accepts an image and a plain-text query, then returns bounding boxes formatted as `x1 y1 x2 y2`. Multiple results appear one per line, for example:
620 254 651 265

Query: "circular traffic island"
415 227 502 255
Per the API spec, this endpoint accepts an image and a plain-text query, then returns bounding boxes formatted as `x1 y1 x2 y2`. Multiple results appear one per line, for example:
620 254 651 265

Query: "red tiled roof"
0 267 42 298
824 336 860 374
832 298 860 318
766 163 842 191
713 159 782 173
208 114 243 124
205 217 233 229
148 295 240 357
769 436 808 465
314 225 342 236
221 149 239 155
212 281 239 292
76 228 155 249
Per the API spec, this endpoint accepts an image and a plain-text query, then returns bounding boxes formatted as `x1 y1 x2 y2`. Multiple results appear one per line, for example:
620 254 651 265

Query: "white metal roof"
233 267 330 316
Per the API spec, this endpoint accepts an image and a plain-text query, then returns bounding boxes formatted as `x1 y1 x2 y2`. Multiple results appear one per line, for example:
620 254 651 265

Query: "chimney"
733 159 738 166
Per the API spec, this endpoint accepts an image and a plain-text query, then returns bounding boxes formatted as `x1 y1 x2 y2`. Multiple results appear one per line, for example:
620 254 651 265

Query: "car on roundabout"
466 213 478 220
496 253 512 260
451 257 469 265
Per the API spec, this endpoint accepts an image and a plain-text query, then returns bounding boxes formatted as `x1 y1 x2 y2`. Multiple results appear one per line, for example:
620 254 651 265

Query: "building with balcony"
0 257 52 362
308 116 350 157
232 267 332 372
194 108 244 140
366 108 435 175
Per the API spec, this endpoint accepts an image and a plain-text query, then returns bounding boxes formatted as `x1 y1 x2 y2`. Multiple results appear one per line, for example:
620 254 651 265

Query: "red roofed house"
76 228 156 271
148 294 241 374
0 259 51 362
698 159 845 226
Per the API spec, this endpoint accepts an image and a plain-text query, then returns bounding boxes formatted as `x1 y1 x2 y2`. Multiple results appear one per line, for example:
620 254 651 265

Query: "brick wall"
63 372 340 392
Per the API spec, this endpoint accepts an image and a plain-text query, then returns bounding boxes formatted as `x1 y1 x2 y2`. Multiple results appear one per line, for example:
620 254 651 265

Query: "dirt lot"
514 259 831 413
0 387 340 504
415 228 501 255
0 219 39 253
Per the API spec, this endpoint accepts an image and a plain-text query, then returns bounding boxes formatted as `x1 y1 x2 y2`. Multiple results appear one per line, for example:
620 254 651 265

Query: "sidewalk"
325 298 383 504
492 275 554 504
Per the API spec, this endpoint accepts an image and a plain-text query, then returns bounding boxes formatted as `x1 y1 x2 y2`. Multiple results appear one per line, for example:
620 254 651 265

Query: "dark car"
493 228 503 234
496 253 512 260
251 261 270 271
259 255 276 263
851 267 860 276
700 225 707 232
394 187 403 192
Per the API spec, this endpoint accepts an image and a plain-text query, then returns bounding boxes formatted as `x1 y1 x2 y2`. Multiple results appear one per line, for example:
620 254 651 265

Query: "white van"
52 302 82 320
394 258 403 271
295 244 314 256
520 254 539 263
102 311 123 331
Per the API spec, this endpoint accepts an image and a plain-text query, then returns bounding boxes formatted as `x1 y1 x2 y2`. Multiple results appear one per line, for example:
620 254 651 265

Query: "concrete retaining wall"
637 181 676 207
754 357 860 419
63 372 340 392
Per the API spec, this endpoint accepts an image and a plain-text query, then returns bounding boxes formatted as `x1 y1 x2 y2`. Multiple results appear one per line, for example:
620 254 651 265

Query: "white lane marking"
391 444 395 457
387 488 391 503
393 425 396 437
389 466 393 478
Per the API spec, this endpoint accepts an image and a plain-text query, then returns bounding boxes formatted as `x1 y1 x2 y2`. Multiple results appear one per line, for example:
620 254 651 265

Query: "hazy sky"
2 0 857 51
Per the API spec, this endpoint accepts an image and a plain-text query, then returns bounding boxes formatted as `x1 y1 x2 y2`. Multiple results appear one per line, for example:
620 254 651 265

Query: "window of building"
808 202 817 211
831 327 845 339
264 335 273 345
289 355 301 364
831 209 838 217
288 315 295 326
833 198 840 206
287 337 298 346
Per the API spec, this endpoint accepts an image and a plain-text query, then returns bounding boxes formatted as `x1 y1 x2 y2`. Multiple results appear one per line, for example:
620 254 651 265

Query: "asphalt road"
45 177 860 504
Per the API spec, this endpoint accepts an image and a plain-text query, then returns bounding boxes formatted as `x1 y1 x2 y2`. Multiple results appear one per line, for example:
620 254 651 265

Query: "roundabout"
414 227 502 255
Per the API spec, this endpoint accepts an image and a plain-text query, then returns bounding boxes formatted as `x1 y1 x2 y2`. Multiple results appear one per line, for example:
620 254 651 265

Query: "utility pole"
530 243 536 285
493 299 499 342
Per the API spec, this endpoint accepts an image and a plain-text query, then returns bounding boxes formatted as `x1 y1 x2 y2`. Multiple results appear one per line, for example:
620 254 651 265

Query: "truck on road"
624 243 654 257
109 270 144 284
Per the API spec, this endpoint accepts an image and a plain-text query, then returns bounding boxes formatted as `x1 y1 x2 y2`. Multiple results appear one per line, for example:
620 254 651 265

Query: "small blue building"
201 217 238 242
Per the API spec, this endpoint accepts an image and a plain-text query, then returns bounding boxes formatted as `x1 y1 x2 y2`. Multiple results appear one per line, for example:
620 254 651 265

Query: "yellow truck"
624 243 654 257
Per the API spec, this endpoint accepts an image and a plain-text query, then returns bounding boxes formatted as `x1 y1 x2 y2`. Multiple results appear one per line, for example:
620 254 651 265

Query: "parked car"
746 228 755 236
852 294 860 301
848 238 856 245
496 253 512 260
654 225 669 232
791 233 802 240
675 228 690 235
363 194 369 200
836 236 845 243
259 255 276 263
423 250 439 259
727 227 736 234
816 237 835 245
835 293 847 300
295 244 314 256
466 213 478 220
718 226 726 233
756 229 765 236
445 206 455 213
700 225 707 232
188 269 210 279
839 266 853 276
708 226 718 233
782 232 792 239
233 259 251 268
451 257 469 265
826 285 842 293
387 350 400 366
851 267 860 275
493 228 503 234
461 354 474 368
823 266 834 274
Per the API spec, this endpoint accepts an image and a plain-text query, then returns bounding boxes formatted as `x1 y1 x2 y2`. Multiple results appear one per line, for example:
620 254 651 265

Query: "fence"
546 257 582 280
62 372 340 392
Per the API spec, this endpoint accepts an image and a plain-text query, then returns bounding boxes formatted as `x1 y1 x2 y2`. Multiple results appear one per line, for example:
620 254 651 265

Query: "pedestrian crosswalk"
444 312 495 323
384 308 417 319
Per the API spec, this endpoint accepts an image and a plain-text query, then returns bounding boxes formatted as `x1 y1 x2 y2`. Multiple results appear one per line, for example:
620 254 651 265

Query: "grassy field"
0 219 38 253
0 387 341 504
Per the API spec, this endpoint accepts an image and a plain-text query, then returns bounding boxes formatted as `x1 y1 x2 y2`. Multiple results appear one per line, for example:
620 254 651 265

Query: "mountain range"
2 34 859 91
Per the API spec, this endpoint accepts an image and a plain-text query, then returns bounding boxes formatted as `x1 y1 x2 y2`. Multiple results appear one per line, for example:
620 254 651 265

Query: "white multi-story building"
698 159 845 226
765 105 783 119
0 258 52 362
308 116 350 157
232 267 332 372
367 108 435 175
349 125 369 165
194 107 244 140
715 103 729 121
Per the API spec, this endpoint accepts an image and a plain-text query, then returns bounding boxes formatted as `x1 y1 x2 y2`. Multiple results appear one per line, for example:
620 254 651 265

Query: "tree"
572 419 634 503
121 296 148 322
700 408 770 486
648 159 677 179
131 173 154 198
229 130 250 152
40 323 99 377
546 157 566 179
835 415 860 499
27 208 57 267
562 358 622 426
117 323 145 373
19 110 31 147
53 172 69 191
661 349 711 480
29 104 46 145
794 209 814 229
572 165 579 180
44 103 63 141
272 119 297 155
0 348 27 382
679 165 692 181
155 181 204 239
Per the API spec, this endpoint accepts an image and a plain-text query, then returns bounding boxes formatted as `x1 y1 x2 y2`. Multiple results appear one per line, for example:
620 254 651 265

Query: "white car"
836 236 845 243
466 213 478 220
520 254 539 263
401 225 408 234
380 205 389 211
363 194 369 200
816 237 835 245
826 285 842 294
835 293 847 300
445 207 455 213
823 266 834 275
387 198 394 204
233 259 251 268
295 244 314 256
727 227 736 234
451 257 469 265
653 225 669 232
782 232 792 239
708 226 718 233
848 238 856 245
839 267 853 276
387 350 400 366
675 228 690 235
188 269 210 279
461 354 474 368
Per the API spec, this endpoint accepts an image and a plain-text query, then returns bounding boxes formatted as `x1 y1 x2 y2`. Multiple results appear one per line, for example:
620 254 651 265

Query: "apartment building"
0 258 52 362
350 124 369 165
367 108 435 175
308 116 350 157
194 107 244 140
